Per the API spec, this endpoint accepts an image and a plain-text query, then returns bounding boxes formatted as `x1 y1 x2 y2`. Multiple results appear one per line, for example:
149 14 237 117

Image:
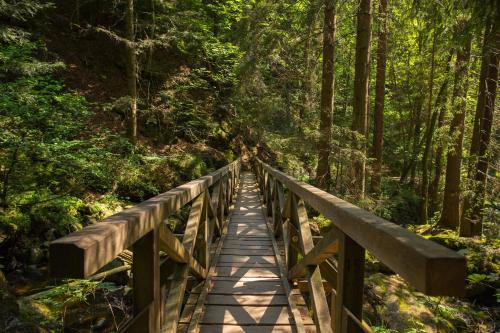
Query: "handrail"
49 159 241 332
254 158 466 333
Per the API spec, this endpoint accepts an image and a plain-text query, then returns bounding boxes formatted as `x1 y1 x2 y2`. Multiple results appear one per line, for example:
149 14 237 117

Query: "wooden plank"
254 178 307 333
158 223 206 279
342 307 373 333
199 325 303 333
307 266 333 333
50 160 239 279
162 264 189 332
257 159 466 296
207 185 221 238
196 190 210 269
216 262 278 268
163 191 206 332
218 255 277 264
290 195 332 333
129 229 160 333
224 240 272 246
214 266 279 277
227 231 270 237
205 294 289 306
201 305 292 325
210 280 285 295
221 249 273 256
223 245 273 250
289 228 339 279
334 233 365 333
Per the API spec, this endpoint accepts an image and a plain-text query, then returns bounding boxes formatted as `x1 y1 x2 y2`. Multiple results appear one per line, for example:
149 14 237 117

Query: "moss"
364 273 495 332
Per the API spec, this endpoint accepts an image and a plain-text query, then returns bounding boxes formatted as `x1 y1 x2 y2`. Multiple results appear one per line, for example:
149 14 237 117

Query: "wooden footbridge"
50 158 466 333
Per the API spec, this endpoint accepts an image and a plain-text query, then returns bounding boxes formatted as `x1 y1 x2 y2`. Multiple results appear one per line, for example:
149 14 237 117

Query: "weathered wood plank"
214 267 279 278
205 294 289 306
129 229 160 333
210 279 285 295
218 255 277 264
199 324 304 333
289 229 339 279
221 249 273 256
158 223 206 279
290 195 332 333
334 233 365 333
216 262 278 268
201 305 292 325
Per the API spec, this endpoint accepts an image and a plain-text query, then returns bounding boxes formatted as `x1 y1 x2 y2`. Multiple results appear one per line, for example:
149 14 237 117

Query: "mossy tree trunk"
439 20 472 230
370 0 388 195
460 17 499 236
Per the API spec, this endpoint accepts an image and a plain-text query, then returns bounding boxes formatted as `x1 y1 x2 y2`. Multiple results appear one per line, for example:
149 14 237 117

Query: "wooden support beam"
162 264 189 332
129 229 160 332
162 191 205 332
290 195 332 333
289 228 339 279
334 233 365 333
266 174 273 217
158 224 206 280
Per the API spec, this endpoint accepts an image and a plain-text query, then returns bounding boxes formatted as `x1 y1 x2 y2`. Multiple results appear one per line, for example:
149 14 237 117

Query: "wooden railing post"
272 180 284 237
334 232 365 333
266 175 273 217
126 228 160 332
286 194 299 274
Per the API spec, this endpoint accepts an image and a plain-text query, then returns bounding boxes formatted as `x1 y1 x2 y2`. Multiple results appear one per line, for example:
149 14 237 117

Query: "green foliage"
17 280 118 330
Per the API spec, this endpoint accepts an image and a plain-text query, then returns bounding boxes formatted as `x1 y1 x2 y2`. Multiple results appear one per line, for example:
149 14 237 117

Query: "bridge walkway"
190 171 313 332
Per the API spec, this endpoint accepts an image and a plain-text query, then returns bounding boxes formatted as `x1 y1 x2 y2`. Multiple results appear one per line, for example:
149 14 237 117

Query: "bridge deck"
195 172 305 332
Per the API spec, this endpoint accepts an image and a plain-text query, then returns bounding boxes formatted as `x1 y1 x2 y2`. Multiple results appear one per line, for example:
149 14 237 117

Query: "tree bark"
300 0 321 131
316 0 337 190
351 0 372 199
370 0 388 195
126 0 137 145
460 17 499 236
421 52 453 223
439 21 472 230
428 95 448 215
419 29 437 223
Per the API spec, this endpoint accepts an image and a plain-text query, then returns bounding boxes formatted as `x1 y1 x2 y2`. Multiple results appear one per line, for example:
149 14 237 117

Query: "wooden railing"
50 159 241 332
254 158 466 333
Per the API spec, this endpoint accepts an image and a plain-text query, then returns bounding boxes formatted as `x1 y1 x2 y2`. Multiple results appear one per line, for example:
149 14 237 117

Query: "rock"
29 247 44 265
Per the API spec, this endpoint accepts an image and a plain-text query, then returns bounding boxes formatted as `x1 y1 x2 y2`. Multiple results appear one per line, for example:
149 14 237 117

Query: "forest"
0 0 498 332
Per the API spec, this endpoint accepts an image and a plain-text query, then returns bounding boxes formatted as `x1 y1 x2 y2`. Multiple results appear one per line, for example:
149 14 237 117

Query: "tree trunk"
351 0 372 199
370 0 388 195
421 53 453 223
460 17 499 236
439 21 472 230
300 0 321 131
126 0 137 145
419 29 437 223
316 0 337 190
428 99 447 215
409 94 423 187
